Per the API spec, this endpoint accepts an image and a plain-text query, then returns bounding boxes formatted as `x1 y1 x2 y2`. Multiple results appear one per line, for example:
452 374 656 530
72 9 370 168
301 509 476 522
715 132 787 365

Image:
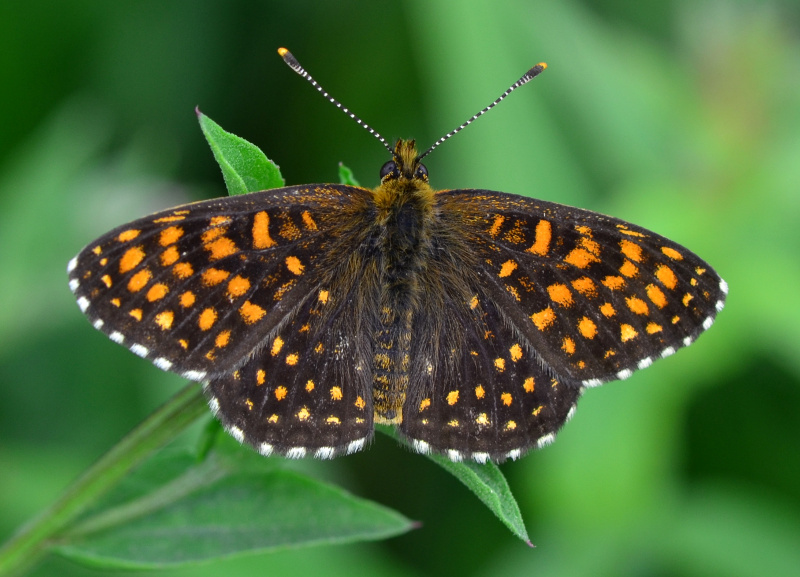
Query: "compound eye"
380 160 398 180
415 163 428 180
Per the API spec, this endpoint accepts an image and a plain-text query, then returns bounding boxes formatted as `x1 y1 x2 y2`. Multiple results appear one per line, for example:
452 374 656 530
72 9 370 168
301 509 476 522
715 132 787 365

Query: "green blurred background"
2 1 799 575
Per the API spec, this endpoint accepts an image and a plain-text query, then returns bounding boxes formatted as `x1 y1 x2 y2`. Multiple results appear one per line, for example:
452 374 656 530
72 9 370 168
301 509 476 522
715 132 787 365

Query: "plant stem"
0 382 208 577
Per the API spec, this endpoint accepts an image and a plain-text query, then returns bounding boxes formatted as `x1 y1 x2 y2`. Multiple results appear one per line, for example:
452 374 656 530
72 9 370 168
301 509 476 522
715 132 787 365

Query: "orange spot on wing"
547 283 573 307
198 308 217 330
498 259 518 278
275 386 287 401
447 390 459 405
572 276 598 297
562 337 576 354
202 268 230 286
330 386 343 400
257 369 266 385
578 316 597 339
509 343 523 362
531 307 556 330
271 336 284 356
646 322 663 334
215 330 231 348
625 296 650 315
205 237 238 260
619 259 639 278
285 255 304 275
301 210 318 230
657 265 678 289
253 211 277 249
523 377 535 392
117 229 140 242
488 215 505 237
146 283 169 302
129 308 142 321
600 302 616 317
155 310 174 330
564 247 599 269
127 269 151 292
526 219 552 255
620 324 638 342
602 275 625 290
119 246 145 273
419 398 431 411
227 275 251 298
172 262 193 279
501 392 512 406
620 240 643 262
159 226 183 246
475 385 485 399
179 291 195 308
646 284 668 308
661 246 683 260
160 246 180 266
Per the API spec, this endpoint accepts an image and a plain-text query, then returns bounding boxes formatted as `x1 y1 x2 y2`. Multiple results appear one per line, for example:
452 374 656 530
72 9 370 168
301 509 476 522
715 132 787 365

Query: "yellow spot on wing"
476 413 490 426
475 385 485 399
326 416 341 425
286 353 299 365
683 293 693 306
153 215 185 223
501 392 512 406
92 246 102 255
572 276 598 297
154 310 174 330
129 308 143 321
509 344 523 362
494 358 506 372
562 337 576 354
602 275 625 290
119 246 145 273
257 369 265 385
268 414 279 423
101 275 112 288
646 322 663 334
275 386 287 400
469 295 479 309
447 390 459 405
419 398 431 411
110 298 121 307
505 420 517 430
355 396 366 409
330 386 343 400
600 302 616 317
620 324 638 342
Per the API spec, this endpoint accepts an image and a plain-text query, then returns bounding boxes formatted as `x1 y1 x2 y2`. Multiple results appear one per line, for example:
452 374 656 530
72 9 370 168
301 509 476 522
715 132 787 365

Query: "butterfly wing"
399 188 726 461
68 184 379 455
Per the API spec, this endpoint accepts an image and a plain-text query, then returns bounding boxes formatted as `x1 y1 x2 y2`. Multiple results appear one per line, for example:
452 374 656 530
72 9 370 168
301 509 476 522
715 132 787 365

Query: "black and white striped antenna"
278 47 393 154
278 47 547 160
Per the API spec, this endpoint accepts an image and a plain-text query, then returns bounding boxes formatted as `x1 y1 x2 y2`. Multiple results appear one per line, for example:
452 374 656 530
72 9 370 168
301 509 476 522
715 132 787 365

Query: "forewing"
67 184 372 382
440 189 727 387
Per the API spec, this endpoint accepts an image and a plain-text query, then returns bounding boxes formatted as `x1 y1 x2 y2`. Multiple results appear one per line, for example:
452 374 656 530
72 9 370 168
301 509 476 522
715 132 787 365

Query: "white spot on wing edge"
207 396 220 416
153 357 172 371
182 370 207 381
582 377 603 387
720 279 728 295
715 300 725 312
660 346 676 358
346 438 366 455
227 425 244 443
77 296 90 312
683 336 693 347
702 316 714 330
93 319 104 330
616 368 633 380
258 442 273 456
506 448 522 461
472 452 490 464
130 343 149 358
637 357 653 370
412 439 431 455
446 449 463 462
69 279 80 292
314 447 336 459
285 447 307 459
67 256 78 273
565 405 577 423
536 433 556 448
110 331 125 344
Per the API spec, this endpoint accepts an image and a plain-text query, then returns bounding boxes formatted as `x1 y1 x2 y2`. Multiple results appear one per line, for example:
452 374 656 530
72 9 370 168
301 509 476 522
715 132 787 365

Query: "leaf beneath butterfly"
377 425 531 544
197 109 285 195
53 446 414 569
338 162 361 187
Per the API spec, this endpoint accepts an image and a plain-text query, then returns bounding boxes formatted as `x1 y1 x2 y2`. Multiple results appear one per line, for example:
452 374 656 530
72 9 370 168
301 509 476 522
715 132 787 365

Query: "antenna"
278 48 393 154
418 62 547 160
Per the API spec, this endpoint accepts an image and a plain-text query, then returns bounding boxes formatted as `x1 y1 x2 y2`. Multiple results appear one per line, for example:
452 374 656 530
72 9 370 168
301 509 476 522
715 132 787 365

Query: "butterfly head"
379 139 429 185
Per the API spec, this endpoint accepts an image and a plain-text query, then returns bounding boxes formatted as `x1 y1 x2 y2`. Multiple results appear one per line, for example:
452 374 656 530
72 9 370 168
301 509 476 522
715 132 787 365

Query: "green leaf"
376 425 530 544
338 162 361 187
197 109 285 195
53 448 414 569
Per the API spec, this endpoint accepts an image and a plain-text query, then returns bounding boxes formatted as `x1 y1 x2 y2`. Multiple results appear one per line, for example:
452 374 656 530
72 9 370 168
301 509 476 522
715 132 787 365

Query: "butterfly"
68 48 727 463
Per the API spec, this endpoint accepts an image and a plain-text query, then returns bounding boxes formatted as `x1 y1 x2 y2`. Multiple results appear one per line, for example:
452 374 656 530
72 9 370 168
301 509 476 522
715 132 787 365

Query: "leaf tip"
526 539 536 548
195 105 203 118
